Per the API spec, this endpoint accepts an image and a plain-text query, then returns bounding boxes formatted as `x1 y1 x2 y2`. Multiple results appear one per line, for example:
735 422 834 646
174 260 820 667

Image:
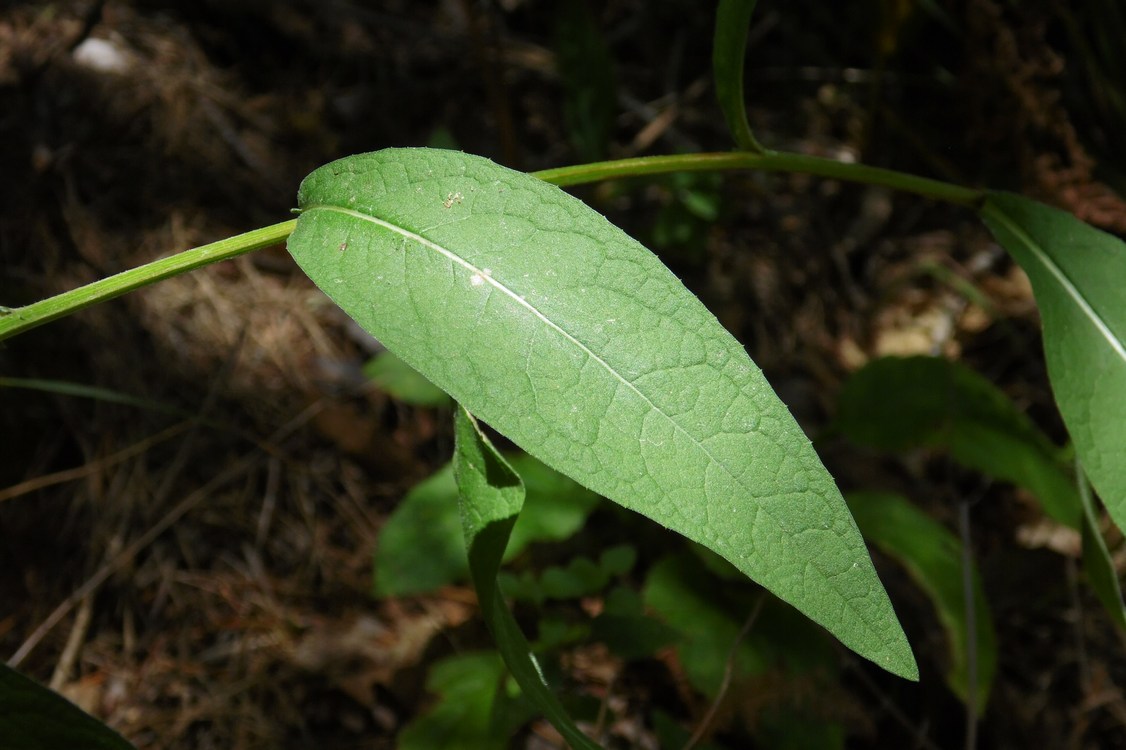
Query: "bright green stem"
0 220 296 341
0 151 983 342
536 151 985 207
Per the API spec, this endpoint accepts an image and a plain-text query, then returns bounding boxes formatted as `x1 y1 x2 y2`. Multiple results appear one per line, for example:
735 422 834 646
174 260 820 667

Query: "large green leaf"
0 663 136 750
288 148 916 679
846 492 996 712
453 407 601 749
981 193 1126 528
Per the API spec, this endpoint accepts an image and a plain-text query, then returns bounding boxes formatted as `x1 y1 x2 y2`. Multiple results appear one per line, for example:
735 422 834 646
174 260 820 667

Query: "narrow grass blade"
453 406 602 750
981 193 1126 529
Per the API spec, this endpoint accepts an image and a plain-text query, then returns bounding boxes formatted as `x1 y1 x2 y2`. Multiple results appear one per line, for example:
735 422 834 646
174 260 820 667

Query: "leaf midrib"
986 203 1126 363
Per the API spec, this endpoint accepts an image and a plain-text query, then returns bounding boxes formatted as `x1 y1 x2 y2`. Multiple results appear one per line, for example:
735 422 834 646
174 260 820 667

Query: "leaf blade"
981 193 1126 527
288 148 916 679
453 407 602 750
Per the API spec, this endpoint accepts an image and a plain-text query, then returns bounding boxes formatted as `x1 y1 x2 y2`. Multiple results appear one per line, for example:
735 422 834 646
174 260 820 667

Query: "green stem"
0 220 296 341
534 150 985 207
1 150 984 342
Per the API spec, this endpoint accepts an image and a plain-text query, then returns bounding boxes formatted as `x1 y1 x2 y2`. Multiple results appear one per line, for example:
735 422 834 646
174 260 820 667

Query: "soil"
2 1 1125 748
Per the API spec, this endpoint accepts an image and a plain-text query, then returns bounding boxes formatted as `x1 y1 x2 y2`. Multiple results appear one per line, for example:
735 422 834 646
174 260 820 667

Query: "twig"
48 593 94 691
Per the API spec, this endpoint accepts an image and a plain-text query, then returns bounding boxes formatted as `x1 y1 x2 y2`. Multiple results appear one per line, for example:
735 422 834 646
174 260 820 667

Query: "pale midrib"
988 205 1126 363
308 204 731 472
306 203 898 657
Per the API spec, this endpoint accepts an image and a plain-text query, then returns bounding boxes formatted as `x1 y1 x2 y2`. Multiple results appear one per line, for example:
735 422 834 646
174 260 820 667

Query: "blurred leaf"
290 148 916 679
0 663 136 750
644 553 764 696
373 464 463 597
713 0 765 152
590 587 678 660
847 491 996 711
500 544 635 604
453 407 602 749
363 350 452 407
837 355 1081 527
398 652 528 750
981 193 1126 531
373 454 599 597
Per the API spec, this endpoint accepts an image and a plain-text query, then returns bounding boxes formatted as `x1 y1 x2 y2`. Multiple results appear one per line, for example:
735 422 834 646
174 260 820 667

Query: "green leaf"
981 193 1126 529
837 355 1081 527
398 651 528 750
846 492 996 712
363 350 452 406
1079 462 1126 629
373 455 599 597
0 663 137 750
453 407 602 750
288 148 916 679
713 0 765 153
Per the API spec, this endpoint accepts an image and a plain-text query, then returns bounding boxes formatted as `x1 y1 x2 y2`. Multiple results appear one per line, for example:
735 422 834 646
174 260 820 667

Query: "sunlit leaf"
981 193 1126 529
288 148 916 679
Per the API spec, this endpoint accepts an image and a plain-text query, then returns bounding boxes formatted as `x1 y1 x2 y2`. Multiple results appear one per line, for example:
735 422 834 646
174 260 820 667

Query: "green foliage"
363 350 452 407
287 147 915 680
847 491 996 711
981 193 1126 530
452 407 602 749
0 663 136 750
836 355 1080 526
398 652 533 750
373 454 598 597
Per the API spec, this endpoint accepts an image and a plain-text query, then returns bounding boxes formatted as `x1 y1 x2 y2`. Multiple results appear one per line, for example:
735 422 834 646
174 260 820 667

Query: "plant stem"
1 150 984 342
0 220 296 342
534 150 985 207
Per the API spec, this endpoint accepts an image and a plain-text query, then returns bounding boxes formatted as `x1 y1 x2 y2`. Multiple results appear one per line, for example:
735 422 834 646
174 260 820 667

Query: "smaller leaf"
0 663 137 750
363 350 452 407
981 194 1126 531
846 492 996 711
837 355 1081 527
713 0 765 153
453 407 602 750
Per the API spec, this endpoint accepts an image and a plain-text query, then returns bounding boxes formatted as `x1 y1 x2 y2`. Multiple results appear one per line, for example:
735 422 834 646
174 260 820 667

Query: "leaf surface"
981 193 1126 527
288 148 915 678
453 407 602 749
